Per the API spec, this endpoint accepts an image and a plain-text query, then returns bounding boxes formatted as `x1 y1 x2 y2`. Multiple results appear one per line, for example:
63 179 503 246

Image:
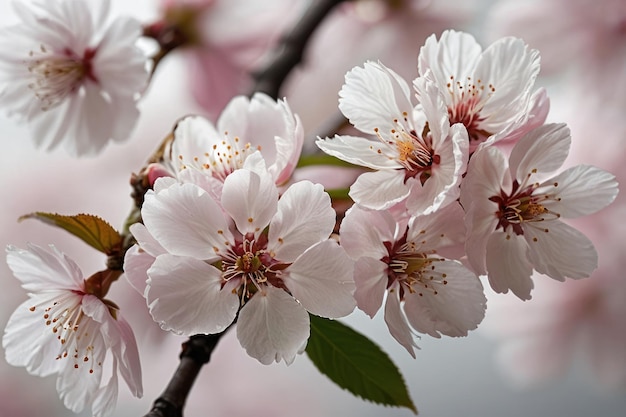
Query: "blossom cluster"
0 1 620 416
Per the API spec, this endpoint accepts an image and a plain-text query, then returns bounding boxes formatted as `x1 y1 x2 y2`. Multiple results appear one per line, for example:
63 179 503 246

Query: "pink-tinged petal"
91 366 118 417
216 94 303 184
83 296 142 398
540 165 618 218
464 205 499 276
6 244 84 292
146 254 238 335
413 75 451 146
268 181 335 262
339 205 395 260
142 182 232 259
407 202 466 252
488 87 550 145
509 123 571 181
339 61 413 136
94 17 148 95
316 134 401 170
128 223 166 258
486 232 534 300
354 257 388 318
384 287 419 358
473 37 540 130
170 115 221 170
237 286 310 365
524 221 597 282
221 168 278 235
350 169 410 210
460 145 509 210
418 30 482 97
284 240 355 318
3 297 64 377
123 246 154 295
56 328 106 413
404 260 486 337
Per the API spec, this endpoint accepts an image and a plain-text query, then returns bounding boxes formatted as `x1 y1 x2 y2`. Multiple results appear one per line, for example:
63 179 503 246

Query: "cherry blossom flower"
418 30 547 152
316 62 468 213
0 0 149 156
128 158 355 364
155 93 303 198
340 203 486 357
460 123 618 300
2 243 142 417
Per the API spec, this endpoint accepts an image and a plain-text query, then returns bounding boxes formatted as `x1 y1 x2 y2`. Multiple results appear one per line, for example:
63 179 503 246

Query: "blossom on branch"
418 29 548 152
0 0 149 156
316 61 468 214
127 156 355 364
340 203 486 357
460 123 619 300
2 244 142 417
157 93 303 197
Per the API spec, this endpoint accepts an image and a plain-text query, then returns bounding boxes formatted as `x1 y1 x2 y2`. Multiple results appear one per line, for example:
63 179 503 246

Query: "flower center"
220 234 288 302
446 75 494 146
374 118 440 185
176 134 261 182
26 46 97 111
489 180 561 235
382 236 446 300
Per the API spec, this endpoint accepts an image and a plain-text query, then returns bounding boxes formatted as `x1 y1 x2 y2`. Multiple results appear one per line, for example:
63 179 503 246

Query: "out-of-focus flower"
461 123 618 300
340 202 486 357
158 93 303 197
127 155 355 364
2 244 142 417
159 0 304 118
418 30 547 152
317 62 468 213
0 0 149 156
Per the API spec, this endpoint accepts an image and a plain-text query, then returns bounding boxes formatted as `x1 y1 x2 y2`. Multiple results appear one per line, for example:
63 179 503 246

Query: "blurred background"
0 0 625 416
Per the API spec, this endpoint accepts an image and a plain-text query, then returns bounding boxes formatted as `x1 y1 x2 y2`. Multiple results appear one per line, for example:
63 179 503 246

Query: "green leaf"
19 212 123 255
306 315 417 414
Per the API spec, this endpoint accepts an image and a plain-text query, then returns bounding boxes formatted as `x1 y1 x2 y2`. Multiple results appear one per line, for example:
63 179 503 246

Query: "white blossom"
2 244 142 417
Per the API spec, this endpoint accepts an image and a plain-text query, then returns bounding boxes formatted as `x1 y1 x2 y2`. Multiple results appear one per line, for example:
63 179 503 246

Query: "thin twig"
143 333 226 417
252 0 349 99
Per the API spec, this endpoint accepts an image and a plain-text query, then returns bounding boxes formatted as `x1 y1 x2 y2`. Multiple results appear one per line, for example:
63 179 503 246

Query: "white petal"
339 205 395 260
339 61 414 136
354 257 388 318
384 287 418 358
122 245 153 295
486 231 534 300
474 37 540 130
509 123 570 181
418 30 482 101
540 165 618 218
406 202 466 252
350 169 410 210
3 298 63 377
222 168 278 235
285 240 355 318
91 364 118 417
142 183 232 259
170 115 221 170
404 260 486 337
237 286 310 365
146 254 238 335
316 134 401 170
413 75 450 145
524 221 597 281
268 181 335 262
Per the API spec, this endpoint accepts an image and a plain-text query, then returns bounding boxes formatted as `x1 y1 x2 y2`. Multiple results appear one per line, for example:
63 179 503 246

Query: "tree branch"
143 333 226 417
252 0 349 99
140 2 349 416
